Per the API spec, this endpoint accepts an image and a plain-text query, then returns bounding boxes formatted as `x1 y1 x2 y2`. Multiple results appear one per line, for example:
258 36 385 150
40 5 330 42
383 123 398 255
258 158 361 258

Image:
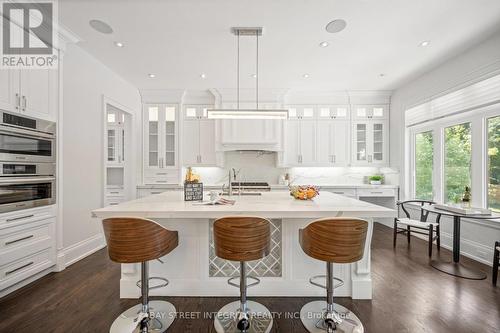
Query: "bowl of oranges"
289 185 319 200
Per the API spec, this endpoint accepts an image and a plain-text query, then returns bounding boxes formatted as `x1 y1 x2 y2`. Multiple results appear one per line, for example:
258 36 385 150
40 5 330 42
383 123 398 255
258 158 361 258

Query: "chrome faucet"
227 169 233 196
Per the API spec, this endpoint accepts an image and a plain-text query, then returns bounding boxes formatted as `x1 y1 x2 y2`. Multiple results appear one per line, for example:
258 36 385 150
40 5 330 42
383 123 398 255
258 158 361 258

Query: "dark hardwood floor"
1 223 499 333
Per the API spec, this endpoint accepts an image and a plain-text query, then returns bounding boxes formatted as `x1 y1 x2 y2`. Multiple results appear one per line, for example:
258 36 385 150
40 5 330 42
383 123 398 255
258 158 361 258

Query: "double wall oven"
0 111 56 213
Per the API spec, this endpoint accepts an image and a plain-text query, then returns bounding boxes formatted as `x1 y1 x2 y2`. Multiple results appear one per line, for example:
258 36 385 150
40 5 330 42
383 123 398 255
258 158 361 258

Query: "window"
488 115 500 212
444 123 471 203
414 131 433 200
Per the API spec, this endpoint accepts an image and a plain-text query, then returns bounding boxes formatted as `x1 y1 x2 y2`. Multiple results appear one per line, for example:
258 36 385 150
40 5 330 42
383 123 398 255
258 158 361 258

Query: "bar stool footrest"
136 277 169 290
227 275 260 288
309 275 344 290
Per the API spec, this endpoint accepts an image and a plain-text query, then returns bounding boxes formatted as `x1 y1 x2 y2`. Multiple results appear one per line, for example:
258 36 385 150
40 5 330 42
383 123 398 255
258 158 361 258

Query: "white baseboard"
56 233 106 270
377 221 495 267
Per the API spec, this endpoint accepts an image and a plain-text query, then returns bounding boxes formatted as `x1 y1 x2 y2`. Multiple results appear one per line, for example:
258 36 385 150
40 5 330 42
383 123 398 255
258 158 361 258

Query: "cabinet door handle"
368 155 373 163
199 155 202 163
5 234 34 245
109 191 120 194
6 214 34 223
333 155 336 163
6 261 34 275
15 93 20 110
22 96 26 111
156 172 167 176
156 180 167 183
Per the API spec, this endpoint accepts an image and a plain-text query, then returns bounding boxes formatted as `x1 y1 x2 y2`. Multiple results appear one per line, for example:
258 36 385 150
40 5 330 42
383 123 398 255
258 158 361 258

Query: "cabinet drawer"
143 176 179 185
137 189 165 198
0 248 54 291
104 196 125 207
0 207 55 229
357 188 396 197
0 218 55 266
105 188 124 197
325 188 357 198
144 169 178 178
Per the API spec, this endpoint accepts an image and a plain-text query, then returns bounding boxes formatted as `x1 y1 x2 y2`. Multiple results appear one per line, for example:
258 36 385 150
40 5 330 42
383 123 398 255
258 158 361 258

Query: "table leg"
453 216 460 263
430 216 486 280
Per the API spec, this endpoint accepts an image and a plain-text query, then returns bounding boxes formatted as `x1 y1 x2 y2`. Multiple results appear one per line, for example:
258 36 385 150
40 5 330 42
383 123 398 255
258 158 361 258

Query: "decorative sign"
184 182 203 201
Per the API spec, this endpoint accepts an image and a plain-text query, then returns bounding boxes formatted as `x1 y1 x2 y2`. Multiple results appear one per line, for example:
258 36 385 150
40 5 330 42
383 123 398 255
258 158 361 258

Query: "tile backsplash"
184 151 399 186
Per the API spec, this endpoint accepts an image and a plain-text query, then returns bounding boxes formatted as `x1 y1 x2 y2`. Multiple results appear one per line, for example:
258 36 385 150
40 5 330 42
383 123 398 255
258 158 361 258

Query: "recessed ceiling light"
148 73 156 78
114 41 124 48
319 41 329 48
89 19 113 34
200 73 207 79
325 19 347 34
419 40 430 47
251 74 257 78
303 74 310 78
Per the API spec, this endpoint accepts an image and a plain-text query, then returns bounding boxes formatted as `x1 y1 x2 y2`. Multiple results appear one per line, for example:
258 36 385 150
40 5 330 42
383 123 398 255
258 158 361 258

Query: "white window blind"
406 74 500 127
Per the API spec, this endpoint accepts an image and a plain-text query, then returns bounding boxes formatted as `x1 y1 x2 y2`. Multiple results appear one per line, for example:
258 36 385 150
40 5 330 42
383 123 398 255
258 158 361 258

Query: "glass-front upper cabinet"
106 109 125 165
352 105 388 120
352 120 388 165
286 105 316 119
317 105 349 119
144 104 178 169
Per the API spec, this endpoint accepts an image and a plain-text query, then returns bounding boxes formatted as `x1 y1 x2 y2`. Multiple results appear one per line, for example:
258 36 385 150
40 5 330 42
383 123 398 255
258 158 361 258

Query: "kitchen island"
92 191 396 299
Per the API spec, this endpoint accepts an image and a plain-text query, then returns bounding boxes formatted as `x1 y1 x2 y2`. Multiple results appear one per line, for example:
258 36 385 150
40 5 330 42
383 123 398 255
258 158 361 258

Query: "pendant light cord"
256 31 259 110
237 30 240 110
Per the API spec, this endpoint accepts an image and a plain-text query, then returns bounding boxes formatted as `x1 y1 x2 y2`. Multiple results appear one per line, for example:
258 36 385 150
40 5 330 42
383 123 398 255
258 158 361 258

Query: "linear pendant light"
207 27 288 120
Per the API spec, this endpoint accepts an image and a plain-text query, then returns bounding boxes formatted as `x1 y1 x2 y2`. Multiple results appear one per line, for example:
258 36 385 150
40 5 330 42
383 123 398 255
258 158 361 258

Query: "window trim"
407 102 500 209
484 110 500 211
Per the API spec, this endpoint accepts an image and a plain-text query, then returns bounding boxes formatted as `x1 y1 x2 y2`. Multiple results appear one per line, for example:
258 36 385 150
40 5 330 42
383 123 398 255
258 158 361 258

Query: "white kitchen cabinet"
0 68 56 121
351 120 389 165
143 104 179 183
352 105 388 120
0 69 18 113
287 105 316 119
284 105 317 166
284 119 316 165
106 110 126 165
182 105 217 166
316 120 350 166
0 206 56 297
317 105 350 120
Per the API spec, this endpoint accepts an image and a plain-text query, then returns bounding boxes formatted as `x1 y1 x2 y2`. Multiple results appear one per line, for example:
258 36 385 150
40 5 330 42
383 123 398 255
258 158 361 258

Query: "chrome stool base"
300 301 363 333
214 300 273 333
110 300 176 333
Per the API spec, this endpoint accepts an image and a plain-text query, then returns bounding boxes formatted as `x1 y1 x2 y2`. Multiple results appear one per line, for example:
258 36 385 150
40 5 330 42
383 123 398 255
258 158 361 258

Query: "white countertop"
136 184 399 190
93 191 396 219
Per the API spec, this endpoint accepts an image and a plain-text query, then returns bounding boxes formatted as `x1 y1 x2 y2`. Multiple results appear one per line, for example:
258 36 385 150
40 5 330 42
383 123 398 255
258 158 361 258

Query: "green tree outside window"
444 123 471 203
415 131 433 200
488 116 500 212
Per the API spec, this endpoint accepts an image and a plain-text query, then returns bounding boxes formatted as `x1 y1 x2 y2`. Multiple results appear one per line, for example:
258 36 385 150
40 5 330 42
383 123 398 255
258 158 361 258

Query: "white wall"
391 30 500 176
390 30 500 265
61 43 141 264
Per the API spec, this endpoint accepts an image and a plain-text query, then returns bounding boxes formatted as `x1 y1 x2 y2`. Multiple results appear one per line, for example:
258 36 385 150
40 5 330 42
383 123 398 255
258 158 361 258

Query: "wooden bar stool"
213 216 273 333
299 218 368 333
102 217 179 333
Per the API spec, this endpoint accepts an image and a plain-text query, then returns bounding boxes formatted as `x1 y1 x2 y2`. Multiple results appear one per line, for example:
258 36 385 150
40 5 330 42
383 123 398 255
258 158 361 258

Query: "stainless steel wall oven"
0 112 56 213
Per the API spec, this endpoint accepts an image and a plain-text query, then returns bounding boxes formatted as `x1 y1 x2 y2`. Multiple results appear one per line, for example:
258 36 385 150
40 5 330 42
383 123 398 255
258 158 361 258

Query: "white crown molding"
139 89 186 103
182 90 216 105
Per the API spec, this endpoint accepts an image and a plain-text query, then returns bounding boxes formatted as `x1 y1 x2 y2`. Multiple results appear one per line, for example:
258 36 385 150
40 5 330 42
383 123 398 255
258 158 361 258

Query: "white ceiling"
59 0 500 92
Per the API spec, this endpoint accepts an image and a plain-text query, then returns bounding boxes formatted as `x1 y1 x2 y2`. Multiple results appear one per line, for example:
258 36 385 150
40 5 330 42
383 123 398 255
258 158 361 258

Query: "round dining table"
422 205 500 280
